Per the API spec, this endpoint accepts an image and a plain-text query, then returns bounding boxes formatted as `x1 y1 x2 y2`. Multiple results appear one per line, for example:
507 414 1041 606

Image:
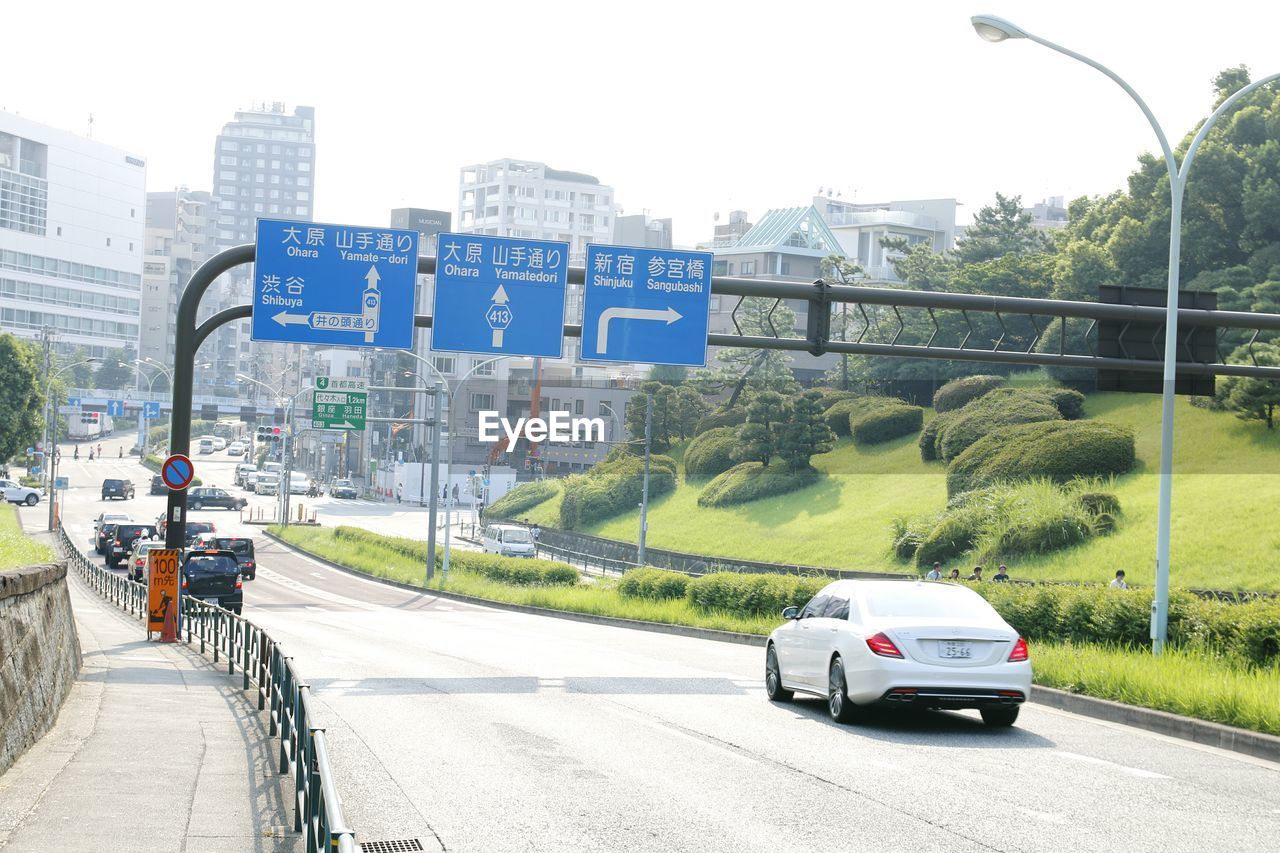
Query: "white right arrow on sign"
596 306 682 353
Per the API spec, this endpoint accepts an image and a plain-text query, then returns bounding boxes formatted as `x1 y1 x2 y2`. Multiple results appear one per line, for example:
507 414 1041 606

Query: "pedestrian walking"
442 484 449 501
531 523 540 542
118 447 123 459
452 483 459 501
1109 570 1128 590
925 562 943 581
97 442 102 457
966 565 984 582
993 564 1010 582
74 446 79 460
88 449 94 462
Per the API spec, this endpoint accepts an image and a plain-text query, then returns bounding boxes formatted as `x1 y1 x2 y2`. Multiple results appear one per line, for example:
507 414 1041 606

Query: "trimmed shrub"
918 412 953 462
933 375 1005 413
813 389 859 411
687 572 827 618
851 404 923 445
1044 388 1086 420
683 427 739 480
559 450 677 529
698 462 820 508
913 504 987 567
936 390 1062 462
486 480 558 519
947 420 1136 496
824 398 863 436
695 407 747 436
618 567 689 601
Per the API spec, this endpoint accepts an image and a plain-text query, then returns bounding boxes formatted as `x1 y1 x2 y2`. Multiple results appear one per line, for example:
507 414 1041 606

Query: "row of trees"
733 390 834 471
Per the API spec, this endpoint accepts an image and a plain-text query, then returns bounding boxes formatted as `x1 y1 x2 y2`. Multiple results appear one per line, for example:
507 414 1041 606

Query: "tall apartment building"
210 103 316 397
813 195 958 282
140 189 215 384
0 110 145 359
612 213 672 249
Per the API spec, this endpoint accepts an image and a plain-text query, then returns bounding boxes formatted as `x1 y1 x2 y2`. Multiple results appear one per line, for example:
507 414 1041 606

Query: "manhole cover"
361 840 424 853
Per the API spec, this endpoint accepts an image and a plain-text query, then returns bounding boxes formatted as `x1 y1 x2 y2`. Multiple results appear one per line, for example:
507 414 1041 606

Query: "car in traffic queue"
192 535 257 580
765 580 1031 727
255 473 280 496
180 549 243 614
330 479 358 499
105 523 158 570
234 463 257 487
127 540 166 583
187 486 248 511
150 474 167 495
197 437 215 454
0 478 42 506
93 511 133 538
101 478 135 500
96 522 120 555
480 523 536 558
243 470 260 491
226 441 245 456
182 521 217 548
287 471 311 495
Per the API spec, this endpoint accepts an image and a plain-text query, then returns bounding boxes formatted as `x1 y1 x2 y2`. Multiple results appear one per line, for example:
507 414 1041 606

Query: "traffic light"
80 412 100 424
272 426 282 444
256 425 271 443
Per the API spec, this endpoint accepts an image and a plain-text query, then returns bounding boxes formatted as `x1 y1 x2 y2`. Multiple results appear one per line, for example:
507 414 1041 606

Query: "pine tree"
732 391 788 466
777 390 836 470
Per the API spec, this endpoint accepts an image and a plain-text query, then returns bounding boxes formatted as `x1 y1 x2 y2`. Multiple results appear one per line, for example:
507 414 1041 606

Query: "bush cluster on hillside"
695 407 747 436
486 480 558 519
559 448 677 529
933 375 1006 413
330 526 579 586
683 427 739 480
947 420 1136 496
698 462 820 508
922 386 1087 463
851 401 924 445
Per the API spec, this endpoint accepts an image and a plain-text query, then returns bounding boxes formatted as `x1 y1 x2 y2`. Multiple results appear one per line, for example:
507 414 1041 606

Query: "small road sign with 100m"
312 376 367 430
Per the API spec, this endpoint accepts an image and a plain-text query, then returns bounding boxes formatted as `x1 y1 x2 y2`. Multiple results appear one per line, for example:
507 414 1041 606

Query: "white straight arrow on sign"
596 306 682 353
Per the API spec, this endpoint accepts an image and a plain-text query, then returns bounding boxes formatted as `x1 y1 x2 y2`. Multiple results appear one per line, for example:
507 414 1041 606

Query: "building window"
472 359 496 376
470 393 495 411
433 356 456 375
298 162 310 172
741 260 756 276
575 399 584 415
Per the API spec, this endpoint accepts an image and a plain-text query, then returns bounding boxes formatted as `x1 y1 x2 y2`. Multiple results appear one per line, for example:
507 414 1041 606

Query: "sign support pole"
637 395 652 566
425 385 442 583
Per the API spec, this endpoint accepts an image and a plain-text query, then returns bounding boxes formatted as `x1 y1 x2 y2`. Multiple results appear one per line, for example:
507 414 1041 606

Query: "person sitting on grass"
947 568 961 581
1110 569 1128 590
992 565 1010 583
926 562 943 581
967 565 984 582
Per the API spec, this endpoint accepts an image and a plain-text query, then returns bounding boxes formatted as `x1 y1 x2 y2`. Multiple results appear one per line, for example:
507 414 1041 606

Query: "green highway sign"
312 376 367 430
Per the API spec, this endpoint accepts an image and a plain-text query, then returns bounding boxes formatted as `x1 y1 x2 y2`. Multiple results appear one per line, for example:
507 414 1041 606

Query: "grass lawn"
0 504 54 570
273 525 1280 736
519 392 1280 591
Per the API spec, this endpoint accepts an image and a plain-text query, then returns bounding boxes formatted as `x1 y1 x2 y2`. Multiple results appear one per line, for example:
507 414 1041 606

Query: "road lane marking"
1055 750 1169 779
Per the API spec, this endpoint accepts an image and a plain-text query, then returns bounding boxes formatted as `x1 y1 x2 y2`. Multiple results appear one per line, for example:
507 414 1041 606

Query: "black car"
150 474 166 495
183 521 217 548
106 524 158 569
101 478 135 500
330 479 358 499
213 536 256 580
96 523 119 555
188 487 247 511
181 550 243 614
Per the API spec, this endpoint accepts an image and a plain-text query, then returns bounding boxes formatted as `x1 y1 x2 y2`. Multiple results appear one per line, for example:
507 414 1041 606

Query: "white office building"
814 195 958 283
0 110 146 357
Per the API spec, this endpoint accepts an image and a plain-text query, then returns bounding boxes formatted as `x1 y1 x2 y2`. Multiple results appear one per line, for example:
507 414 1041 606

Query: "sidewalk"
0 571 300 852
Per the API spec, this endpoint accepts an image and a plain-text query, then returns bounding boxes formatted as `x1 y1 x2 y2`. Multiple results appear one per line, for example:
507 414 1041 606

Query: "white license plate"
939 641 972 659
201 597 220 605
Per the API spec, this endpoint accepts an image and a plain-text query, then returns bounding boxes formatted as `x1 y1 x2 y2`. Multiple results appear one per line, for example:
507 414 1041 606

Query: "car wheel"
765 645 793 703
827 656 859 724
980 706 1020 727
24 493 38 506
191 501 202 510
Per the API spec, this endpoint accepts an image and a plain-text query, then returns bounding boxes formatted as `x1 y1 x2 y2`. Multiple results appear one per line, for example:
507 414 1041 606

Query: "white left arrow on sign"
273 311 310 327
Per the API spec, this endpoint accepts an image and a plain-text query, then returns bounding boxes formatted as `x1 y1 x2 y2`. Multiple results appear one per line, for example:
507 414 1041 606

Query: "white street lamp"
971 13 1280 652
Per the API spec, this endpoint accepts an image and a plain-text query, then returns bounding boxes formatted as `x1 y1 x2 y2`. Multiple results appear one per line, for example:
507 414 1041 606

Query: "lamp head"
971 14 1028 42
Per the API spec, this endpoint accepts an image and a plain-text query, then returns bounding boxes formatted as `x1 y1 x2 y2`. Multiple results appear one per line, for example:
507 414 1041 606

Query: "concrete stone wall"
0 563 81 776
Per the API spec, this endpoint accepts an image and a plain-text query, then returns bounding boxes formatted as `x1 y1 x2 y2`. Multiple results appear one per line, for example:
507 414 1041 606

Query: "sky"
6 0 1280 246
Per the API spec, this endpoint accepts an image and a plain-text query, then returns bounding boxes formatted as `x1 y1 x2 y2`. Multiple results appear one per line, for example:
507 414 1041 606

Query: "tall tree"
694 297 799 408
777 390 835 471
1217 343 1280 429
647 364 688 385
732 391 788 467
624 382 678 452
955 193 1048 265
0 334 46 461
669 386 708 441
92 347 136 390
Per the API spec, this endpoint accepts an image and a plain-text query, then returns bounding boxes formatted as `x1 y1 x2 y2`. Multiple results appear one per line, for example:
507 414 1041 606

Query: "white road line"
1055 750 1169 779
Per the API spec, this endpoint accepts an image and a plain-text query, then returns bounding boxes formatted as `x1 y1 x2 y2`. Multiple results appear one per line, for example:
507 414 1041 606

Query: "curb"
262 530 1278 765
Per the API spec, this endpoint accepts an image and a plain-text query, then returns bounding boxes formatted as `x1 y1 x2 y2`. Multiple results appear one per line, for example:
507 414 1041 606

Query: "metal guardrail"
534 541 643 577
55 525 357 853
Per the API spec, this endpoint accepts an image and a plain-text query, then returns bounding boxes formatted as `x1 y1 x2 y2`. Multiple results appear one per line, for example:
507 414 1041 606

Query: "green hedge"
618 567 690 601
947 420 1136 496
697 462 819 508
812 389 859 411
487 481 558 519
686 572 827 618
823 398 863 437
851 403 923 445
695 408 747 436
935 388 1063 462
1044 388 1086 420
559 450 676 529
330 525 578 586
932 375 1005 413
683 427 739 480
918 413 949 462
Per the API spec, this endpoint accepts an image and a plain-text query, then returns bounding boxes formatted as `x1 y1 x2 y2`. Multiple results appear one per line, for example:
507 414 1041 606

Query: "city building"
814 196 959 282
698 209 753 250
209 103 317 396
612 213 672 249
140 189 216 382
0 110 146 359
1024 195 1068 231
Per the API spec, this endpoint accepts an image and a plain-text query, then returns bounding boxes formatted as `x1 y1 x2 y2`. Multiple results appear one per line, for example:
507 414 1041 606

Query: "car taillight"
181 579 187 589
866 632 904 658
114 540 121 546
1008 637 1029 662
235 579 242 589
244 561 254 568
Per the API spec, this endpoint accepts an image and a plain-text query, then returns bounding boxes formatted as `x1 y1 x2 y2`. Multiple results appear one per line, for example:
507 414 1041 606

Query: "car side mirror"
781 606 800 620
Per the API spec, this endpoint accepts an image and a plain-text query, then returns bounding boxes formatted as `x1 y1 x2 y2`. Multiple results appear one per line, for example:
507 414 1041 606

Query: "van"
481 523 535 558
255 473 280 496
197 438 215 455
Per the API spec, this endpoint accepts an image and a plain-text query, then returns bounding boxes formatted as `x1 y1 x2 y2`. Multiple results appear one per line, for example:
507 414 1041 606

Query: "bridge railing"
55 524 357 853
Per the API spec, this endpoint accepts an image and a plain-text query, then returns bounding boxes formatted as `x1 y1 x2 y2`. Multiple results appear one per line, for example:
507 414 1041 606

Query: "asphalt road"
41 433 1280 852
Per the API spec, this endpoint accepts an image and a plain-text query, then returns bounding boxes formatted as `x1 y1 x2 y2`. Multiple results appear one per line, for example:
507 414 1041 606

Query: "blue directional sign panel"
431 233 568 358
252 218 420 349
581 245 714 367
143 401 161 419
66 397 81 409
107 399 125 417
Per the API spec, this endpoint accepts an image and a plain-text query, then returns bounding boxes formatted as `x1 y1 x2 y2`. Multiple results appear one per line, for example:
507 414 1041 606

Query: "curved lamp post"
971 13 1280 652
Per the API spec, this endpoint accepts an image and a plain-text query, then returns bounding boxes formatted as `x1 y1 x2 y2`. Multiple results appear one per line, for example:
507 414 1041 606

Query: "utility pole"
425 384 442 583
637 394 653 566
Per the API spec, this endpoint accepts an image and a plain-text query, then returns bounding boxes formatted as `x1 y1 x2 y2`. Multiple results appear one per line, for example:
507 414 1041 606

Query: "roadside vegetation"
0 504 53 569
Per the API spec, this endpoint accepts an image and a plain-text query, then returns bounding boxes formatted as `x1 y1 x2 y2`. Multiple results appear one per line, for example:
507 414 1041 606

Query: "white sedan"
0 478 41 506
765 579 1031 726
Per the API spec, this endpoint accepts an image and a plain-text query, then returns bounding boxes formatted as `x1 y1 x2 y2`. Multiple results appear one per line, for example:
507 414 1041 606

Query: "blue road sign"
581 245 714 367
54 477 69 490
107 399 125 417
252 218 420 349
431 233 568 358
143 401 161 420
66 397 81 408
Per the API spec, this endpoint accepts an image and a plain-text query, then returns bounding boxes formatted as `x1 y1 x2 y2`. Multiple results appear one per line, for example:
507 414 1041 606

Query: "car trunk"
184 558 239 602
876 617 1014 668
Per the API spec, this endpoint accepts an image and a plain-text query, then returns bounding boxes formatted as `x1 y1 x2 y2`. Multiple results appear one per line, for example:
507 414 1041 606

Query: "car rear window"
184 555 239 574
861 585 996 621
217 538 253 557
104 479 123 487
116 525 153 539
